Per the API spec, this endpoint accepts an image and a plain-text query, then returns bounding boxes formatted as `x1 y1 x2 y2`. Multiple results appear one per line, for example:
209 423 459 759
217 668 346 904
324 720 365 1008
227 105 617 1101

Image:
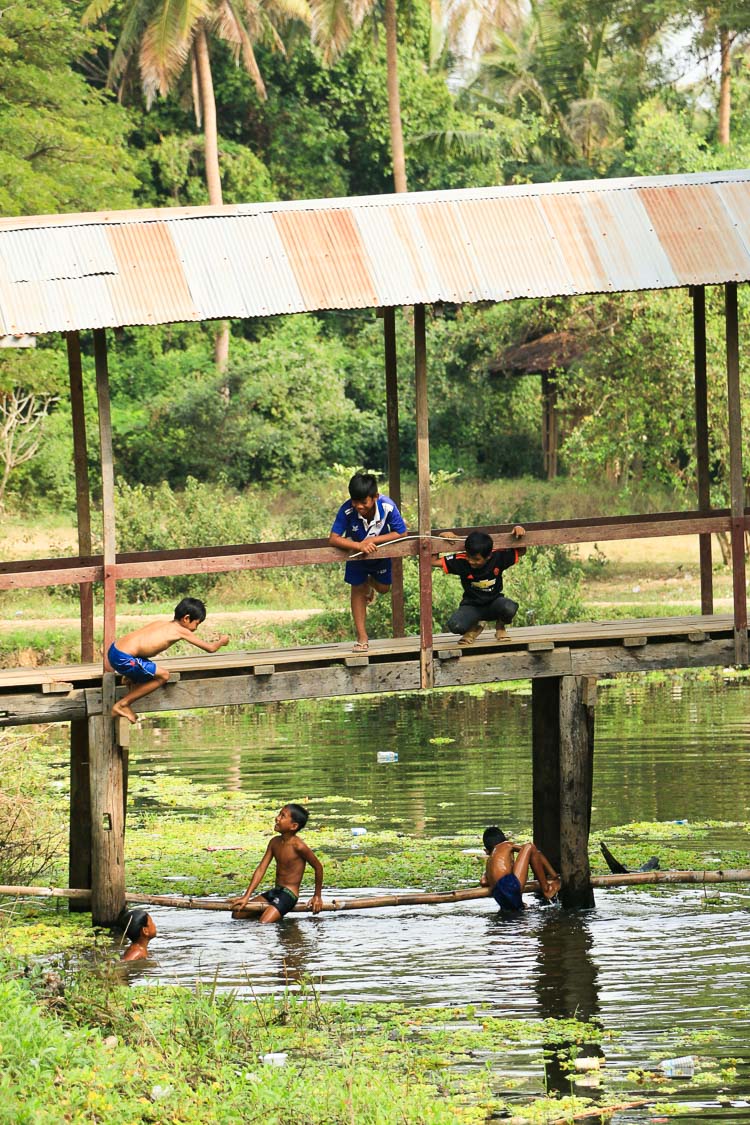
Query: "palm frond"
309 0 355 63
82 0 117 26
218 0 268 97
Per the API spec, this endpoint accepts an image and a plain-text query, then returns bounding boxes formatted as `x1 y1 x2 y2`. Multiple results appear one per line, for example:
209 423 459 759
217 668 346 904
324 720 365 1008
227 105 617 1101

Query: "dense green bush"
112 478 268 601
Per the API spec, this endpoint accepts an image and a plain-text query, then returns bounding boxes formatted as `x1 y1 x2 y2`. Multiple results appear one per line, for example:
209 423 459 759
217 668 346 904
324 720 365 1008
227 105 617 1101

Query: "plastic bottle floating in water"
377 751 398 763
660 1056 695 1078
350 827 367 836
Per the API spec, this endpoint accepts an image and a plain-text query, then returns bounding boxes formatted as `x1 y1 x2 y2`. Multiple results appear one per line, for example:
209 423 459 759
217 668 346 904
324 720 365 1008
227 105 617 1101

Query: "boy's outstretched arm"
230 843 273 909
299 841 324 914
178 628 230 654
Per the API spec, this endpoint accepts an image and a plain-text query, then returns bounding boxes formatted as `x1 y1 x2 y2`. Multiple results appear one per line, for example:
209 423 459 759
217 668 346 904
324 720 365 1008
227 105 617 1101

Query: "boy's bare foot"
458 623 484 647
112 701 138 724
544 875 561 900
494 626 510 642
352 640 369 652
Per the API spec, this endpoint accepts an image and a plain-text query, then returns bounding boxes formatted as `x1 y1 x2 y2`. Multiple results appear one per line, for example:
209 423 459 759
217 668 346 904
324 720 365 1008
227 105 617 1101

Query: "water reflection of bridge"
3 169 750 926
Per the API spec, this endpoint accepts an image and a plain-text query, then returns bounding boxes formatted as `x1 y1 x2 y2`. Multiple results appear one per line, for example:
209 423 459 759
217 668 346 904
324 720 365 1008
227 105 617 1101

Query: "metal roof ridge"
1 169 750 234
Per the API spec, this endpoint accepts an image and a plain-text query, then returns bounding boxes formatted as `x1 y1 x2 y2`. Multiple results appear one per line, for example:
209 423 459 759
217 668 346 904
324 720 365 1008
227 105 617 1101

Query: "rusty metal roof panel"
2 170 750 333
353 204 431 305
106 222 198 326
274 208 377 309
638 184 750 285
714 181 750 260
169 214 306 318
459 196 575 299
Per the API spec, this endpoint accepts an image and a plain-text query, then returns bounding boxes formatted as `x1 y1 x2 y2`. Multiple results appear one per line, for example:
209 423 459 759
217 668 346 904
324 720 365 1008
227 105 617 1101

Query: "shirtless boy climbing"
230 804 324 923
107 597 229 724
481 826 560 910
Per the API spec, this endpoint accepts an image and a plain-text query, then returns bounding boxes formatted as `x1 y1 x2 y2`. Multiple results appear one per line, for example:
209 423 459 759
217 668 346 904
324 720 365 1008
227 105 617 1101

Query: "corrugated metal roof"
1 169 749 334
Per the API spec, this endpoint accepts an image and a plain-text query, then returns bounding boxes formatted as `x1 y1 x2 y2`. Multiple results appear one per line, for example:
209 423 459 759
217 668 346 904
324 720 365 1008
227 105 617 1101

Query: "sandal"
352 640 369 652
494 626 510 642
458 624 484 647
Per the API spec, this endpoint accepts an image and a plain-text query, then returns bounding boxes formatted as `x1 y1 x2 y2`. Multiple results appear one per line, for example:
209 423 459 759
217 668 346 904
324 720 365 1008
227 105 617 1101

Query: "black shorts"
261 885 299 918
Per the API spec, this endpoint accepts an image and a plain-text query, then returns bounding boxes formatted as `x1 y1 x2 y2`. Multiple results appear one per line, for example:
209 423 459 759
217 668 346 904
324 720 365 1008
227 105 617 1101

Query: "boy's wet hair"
483 826 507 852
348 472 378 501
174 597 207 623
465 531 494 558
287 803 309 830
116 906 150 941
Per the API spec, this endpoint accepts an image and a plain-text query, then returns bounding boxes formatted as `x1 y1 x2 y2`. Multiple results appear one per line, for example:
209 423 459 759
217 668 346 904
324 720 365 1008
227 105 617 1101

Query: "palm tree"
84 0 310 367
310 0 408 190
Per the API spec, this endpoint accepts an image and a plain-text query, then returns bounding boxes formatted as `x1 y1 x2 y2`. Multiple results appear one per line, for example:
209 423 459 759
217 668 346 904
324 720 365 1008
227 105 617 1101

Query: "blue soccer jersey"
330 495 407 541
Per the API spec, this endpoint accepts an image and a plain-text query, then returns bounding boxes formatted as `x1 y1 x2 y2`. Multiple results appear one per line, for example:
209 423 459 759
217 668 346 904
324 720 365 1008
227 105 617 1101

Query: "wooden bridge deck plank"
0 614 736 692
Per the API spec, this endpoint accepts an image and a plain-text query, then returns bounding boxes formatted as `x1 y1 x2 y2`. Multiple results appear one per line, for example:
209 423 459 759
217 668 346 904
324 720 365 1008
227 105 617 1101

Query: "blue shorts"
344 558 393 587
492 872 523 911
107 643 157 684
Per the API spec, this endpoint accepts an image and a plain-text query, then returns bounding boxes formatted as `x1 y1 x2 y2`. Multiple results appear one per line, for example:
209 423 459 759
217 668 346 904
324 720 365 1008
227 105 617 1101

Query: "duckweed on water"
0 955 615 1124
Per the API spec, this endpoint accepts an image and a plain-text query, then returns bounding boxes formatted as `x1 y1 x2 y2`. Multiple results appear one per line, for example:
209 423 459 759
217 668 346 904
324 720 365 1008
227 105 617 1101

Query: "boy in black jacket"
433 528 526 646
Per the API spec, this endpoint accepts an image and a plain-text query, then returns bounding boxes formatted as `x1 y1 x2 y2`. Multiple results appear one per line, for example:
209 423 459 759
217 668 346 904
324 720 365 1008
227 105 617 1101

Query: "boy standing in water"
118 908 157 962
329 471 407 651
108 597 229 723
481 826 560 910
230 803 324 923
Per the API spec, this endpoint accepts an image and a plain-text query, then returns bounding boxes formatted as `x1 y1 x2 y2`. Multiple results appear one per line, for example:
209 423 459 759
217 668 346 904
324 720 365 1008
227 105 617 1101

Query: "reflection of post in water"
275 919 313 984
534 913 603 1096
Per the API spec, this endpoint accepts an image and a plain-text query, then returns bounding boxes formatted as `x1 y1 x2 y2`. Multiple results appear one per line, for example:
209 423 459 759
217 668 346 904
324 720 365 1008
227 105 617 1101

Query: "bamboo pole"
5 869 750 911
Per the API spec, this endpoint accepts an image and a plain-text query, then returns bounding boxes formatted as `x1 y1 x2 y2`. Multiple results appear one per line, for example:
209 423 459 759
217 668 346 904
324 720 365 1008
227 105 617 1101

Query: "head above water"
116 907 156 942
174 597 207 624
464 531 494 562
483 826 507 853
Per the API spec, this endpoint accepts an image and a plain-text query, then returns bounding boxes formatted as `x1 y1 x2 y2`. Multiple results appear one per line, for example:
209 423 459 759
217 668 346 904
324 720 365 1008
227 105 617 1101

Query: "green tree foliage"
0 0 137 214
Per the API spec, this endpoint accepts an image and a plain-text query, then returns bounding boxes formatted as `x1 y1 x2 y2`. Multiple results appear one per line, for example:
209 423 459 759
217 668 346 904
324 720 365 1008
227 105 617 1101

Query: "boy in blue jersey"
481 826 560 911
329 472 408 651
432 528 526 646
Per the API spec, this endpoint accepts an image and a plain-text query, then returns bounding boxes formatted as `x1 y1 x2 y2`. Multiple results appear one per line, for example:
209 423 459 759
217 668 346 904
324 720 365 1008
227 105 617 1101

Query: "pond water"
125 676 750 1120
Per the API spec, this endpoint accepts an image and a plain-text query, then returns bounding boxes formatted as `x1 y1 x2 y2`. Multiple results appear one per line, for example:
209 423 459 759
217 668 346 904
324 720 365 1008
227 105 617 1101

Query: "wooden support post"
531 676 595 908
692 287 713 615
725 283 748 664
383 307 405 637
531 678 561 872
68 719 91 912
559 676 595 909
94 328 117 661
89 672 125 925
414 304 433 688
66 332 95 662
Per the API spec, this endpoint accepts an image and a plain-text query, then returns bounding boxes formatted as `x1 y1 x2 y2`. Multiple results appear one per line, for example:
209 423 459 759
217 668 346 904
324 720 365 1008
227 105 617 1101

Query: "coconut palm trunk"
717 26 731 146
193 26 230 370
384 0 407 192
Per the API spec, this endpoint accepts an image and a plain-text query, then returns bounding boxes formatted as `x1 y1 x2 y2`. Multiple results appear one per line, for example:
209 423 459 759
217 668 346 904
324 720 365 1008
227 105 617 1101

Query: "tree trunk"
384 0 407 193
718 27 731 147
193 27 230 371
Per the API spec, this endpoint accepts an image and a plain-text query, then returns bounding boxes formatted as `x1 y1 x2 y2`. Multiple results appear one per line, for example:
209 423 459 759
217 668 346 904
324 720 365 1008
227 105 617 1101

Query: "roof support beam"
414 304 433 688
66 331 95 662
692 287 713 616
724 282 748 664
94 328 117 663
383 307 405 637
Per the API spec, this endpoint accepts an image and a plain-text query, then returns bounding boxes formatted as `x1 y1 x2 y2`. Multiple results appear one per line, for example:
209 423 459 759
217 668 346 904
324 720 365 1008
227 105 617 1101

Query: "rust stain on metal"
107 222 197 325
274 209 377 309
540 194 610 293
460 196 572 298
639 185 747 284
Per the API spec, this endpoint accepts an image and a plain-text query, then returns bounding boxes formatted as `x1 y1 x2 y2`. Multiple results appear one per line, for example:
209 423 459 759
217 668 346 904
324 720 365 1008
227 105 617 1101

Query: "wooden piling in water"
68 719 91 912
532 675 595 910
89 673 126 925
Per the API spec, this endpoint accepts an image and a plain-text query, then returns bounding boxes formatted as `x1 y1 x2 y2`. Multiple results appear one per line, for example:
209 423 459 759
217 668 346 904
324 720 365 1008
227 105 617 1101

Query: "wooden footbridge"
2 170 750 925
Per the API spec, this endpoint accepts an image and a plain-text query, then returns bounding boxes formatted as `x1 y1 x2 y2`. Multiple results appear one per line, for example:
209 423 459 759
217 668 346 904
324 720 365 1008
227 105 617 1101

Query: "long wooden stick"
4 869 750 912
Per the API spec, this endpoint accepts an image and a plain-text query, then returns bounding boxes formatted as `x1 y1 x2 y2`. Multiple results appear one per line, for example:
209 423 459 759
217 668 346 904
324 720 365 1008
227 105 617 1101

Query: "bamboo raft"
3 868 750 915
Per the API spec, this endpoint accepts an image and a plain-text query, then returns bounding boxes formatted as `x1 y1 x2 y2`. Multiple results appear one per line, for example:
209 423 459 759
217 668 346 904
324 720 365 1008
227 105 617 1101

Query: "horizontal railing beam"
0 509 740 591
